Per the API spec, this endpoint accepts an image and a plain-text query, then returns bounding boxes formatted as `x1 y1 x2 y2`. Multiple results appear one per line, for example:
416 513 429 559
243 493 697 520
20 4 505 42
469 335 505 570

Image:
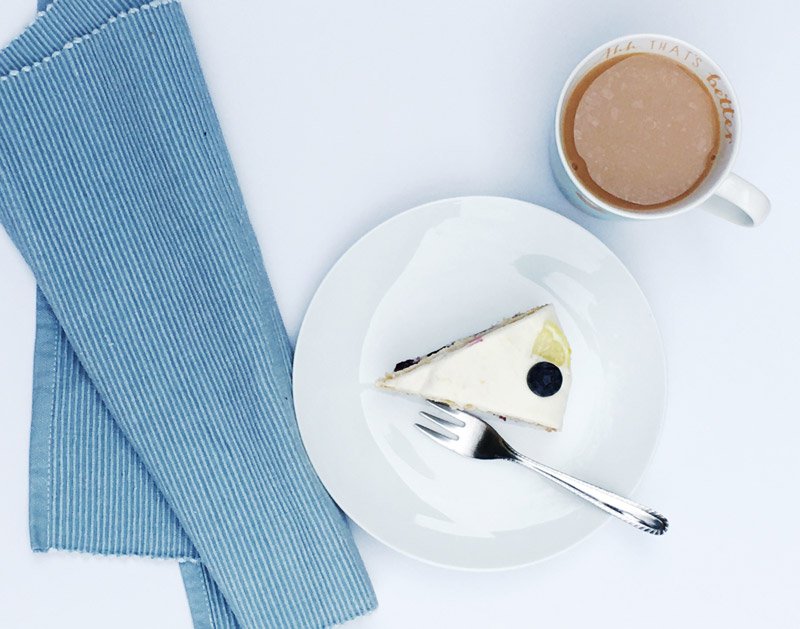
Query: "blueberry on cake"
376 305 572 431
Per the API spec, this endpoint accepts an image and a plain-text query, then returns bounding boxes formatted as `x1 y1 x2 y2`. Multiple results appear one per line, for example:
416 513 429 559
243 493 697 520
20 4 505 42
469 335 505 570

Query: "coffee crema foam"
562 53 720 210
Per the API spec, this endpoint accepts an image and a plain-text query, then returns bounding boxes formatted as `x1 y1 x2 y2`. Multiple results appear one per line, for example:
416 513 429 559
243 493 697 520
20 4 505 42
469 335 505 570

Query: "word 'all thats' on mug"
551 34 770 227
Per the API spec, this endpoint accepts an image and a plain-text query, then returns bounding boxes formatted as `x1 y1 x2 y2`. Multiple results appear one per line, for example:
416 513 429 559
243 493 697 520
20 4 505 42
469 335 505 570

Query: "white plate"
293 197 665 570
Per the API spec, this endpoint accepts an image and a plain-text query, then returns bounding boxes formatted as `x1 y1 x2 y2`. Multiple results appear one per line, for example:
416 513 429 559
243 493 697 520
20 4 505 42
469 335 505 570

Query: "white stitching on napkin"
45 326 60 544
200 568 218 629
0 0 180 84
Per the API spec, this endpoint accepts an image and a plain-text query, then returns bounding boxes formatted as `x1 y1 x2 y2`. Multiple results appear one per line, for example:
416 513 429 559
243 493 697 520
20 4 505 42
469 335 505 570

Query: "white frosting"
378 305 571 431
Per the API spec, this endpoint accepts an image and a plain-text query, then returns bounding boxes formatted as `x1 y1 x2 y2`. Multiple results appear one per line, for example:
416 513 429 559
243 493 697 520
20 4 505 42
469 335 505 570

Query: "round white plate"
293 196 665 570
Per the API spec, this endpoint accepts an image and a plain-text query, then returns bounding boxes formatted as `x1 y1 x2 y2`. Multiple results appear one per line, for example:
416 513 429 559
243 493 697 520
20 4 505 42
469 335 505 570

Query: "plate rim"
293 195 667 571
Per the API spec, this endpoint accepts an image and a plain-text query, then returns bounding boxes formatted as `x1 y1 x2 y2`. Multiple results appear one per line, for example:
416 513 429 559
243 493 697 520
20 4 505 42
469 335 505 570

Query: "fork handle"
508 449 668 535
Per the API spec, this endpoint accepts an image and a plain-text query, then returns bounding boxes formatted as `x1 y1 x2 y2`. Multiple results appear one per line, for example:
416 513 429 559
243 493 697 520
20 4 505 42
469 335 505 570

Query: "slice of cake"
376 305 572 431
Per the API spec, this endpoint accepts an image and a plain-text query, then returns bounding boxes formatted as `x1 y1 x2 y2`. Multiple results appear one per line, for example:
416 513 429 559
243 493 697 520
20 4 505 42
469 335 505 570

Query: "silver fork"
416 401 668 535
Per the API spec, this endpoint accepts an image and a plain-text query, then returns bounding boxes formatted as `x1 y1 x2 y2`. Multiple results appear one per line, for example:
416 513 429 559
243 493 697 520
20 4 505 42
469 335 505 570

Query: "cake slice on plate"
376 305 572 431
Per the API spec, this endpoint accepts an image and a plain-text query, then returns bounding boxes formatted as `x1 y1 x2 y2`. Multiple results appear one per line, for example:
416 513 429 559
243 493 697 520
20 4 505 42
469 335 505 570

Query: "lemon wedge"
531 321 571 368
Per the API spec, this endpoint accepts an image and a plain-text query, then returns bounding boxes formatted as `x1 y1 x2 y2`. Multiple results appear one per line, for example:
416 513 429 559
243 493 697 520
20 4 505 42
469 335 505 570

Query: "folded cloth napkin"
0 1 377 627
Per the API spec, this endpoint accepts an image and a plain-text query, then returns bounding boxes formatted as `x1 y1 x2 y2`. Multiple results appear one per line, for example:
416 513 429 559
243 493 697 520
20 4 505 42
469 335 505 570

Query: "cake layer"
377 305 572 431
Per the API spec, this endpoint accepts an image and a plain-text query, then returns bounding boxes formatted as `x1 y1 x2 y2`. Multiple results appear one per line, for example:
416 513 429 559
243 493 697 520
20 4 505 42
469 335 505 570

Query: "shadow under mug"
550 33 770 227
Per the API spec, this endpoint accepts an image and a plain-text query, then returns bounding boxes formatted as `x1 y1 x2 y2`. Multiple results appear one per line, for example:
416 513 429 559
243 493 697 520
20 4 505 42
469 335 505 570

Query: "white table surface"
1 1 798 627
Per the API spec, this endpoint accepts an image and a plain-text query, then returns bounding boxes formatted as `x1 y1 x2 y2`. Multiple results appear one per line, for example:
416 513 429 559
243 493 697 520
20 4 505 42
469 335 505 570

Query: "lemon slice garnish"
531 321 571 368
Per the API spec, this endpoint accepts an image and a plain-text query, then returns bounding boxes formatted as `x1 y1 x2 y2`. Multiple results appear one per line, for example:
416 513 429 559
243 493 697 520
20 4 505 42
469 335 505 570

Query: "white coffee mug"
550 34 770 227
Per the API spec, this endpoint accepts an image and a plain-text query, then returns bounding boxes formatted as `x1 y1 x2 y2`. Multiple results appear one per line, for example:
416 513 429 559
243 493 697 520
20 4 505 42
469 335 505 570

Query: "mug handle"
701 173 770 227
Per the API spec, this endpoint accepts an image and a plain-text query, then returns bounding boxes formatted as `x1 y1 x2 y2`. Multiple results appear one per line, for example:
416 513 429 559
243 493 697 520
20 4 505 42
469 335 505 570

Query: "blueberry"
526 361 563 397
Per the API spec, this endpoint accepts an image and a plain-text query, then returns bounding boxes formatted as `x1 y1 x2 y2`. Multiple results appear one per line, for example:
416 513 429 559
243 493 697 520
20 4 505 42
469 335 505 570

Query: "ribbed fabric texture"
182 562 240 629
31 290 199 559
0 1 376 627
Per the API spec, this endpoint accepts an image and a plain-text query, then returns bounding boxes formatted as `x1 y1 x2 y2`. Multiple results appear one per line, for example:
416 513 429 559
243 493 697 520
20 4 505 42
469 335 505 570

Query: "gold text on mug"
706 74 735 143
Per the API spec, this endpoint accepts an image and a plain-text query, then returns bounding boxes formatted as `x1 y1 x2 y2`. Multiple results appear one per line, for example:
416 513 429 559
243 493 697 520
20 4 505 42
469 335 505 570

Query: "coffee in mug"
551 34 770 226
562 53 719 210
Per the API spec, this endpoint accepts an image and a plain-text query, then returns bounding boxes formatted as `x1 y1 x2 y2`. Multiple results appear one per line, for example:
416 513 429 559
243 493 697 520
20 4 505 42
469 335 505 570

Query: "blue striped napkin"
0 1 377 626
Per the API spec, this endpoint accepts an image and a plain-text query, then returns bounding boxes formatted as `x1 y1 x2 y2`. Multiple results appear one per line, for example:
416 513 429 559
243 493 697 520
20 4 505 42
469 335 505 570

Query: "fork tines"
414 401 467 444
425 400 469 424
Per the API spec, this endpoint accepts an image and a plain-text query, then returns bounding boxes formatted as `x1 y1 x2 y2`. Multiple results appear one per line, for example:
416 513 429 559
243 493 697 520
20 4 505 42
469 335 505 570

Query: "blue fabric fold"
0 1 376 626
